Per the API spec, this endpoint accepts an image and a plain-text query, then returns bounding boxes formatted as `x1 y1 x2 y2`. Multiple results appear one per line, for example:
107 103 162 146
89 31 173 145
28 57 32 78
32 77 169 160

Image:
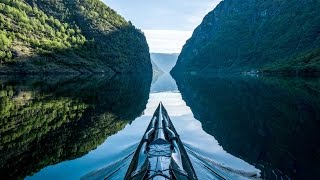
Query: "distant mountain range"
172 0 320 75
151 53 179 73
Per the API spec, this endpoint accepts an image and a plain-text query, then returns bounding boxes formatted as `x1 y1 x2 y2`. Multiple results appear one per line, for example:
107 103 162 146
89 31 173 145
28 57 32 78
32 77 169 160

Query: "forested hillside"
172 0 320 75
0 0 151 74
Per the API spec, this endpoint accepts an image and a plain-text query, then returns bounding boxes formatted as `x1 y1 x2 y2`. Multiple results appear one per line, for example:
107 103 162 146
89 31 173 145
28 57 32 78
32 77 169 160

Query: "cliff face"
172 0 320 75
0 0 152 75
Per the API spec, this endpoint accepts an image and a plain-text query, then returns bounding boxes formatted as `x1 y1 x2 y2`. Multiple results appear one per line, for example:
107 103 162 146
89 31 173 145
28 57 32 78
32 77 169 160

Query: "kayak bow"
125 102 197 180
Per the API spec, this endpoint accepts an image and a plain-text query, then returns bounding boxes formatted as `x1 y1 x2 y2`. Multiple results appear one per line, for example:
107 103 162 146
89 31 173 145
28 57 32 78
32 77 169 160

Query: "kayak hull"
125 102 197 180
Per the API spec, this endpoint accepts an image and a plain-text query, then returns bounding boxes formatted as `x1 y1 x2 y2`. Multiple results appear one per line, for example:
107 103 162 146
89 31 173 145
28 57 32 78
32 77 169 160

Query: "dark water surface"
174 74 320 179
0 74 319 179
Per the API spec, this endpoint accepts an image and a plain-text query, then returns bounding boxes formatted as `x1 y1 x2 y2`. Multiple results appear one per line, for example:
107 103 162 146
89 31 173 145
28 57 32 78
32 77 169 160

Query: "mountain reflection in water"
0 75 151 179
2 73 319 179
174 74 320 179
82 74 261 180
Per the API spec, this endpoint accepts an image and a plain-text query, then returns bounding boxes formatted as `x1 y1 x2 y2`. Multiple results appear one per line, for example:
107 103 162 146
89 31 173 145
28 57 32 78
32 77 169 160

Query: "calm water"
0 74 319 179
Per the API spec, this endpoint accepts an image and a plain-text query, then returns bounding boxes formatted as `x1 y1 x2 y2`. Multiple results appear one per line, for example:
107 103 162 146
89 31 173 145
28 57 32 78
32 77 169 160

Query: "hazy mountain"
151 59 164 83
151 53 179 72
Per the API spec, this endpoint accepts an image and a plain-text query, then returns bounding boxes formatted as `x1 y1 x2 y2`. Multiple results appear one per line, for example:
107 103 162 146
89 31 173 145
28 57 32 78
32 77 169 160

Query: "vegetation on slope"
261 47 320 75
0 0 151 74
172 0 320 75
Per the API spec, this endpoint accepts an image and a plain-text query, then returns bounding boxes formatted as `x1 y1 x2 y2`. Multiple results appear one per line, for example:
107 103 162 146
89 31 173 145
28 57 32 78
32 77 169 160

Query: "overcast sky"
103 0 221 53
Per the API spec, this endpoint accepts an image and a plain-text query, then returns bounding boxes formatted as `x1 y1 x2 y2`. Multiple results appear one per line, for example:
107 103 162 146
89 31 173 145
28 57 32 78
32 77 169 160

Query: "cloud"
143 30 192 53
104 0 221 31
103 0 222 53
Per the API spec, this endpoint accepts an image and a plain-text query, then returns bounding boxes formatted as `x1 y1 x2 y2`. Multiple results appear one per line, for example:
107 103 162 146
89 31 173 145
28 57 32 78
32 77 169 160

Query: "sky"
104 0 221 53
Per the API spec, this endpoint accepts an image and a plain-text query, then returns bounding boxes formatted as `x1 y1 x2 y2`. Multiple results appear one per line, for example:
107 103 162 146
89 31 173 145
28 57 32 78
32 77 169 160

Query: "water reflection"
82 74 260 180
3 72 318 179
174 74 320 179
0 75 151 179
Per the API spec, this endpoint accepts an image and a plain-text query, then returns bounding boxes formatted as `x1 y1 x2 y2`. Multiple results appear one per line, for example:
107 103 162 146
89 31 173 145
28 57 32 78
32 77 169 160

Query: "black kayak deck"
124 102 197 180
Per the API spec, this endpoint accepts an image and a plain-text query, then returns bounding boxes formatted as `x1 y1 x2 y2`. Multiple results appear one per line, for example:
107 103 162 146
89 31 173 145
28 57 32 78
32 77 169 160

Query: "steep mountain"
151 53 179 72
172 0 320 75
0 0 151 74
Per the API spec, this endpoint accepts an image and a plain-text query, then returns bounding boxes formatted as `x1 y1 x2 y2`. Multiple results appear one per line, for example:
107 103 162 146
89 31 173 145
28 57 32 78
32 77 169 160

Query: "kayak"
125 102 197 180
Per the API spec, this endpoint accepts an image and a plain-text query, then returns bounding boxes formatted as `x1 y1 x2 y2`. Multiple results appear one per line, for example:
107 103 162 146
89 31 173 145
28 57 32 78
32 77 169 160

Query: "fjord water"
1 74 320 179
0 75 151 179
174 74 320 179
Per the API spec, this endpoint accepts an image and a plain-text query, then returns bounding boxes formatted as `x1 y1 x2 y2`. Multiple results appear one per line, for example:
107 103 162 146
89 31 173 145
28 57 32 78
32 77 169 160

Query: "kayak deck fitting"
125 102 197 180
